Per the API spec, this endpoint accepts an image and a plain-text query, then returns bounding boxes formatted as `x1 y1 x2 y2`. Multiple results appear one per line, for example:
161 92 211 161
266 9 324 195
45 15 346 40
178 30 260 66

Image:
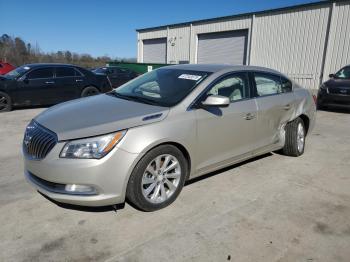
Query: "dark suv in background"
93 66 138 88
317 65 350 110
0 64 112 112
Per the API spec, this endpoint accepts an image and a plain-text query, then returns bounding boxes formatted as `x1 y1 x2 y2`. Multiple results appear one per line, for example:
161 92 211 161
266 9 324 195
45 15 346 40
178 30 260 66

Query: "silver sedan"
23 64 316 211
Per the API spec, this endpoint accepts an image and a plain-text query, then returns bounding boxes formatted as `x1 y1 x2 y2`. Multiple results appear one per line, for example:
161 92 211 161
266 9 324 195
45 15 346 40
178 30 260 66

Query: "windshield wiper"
107 92 160 106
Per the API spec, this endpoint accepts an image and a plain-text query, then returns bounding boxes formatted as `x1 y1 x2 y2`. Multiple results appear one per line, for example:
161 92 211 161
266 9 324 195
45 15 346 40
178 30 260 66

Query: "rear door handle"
283 104 291 110
244 113 256 120
76 79 83 82
45 81 55 84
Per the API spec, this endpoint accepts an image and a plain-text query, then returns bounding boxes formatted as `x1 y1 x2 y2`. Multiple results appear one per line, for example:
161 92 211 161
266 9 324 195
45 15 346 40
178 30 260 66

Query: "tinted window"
27 68 54 79
281 77 292 93
114 69 209 107
254 73 282 96
56 67 75 77
335 66 350 79
207 73 250 102
75 68 83 76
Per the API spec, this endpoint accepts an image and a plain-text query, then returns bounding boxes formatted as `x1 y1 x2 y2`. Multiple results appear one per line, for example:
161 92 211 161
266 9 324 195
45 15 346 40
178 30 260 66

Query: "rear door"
16 67 55 105
54 67 84 102
252 72 295 149
194 72 257 173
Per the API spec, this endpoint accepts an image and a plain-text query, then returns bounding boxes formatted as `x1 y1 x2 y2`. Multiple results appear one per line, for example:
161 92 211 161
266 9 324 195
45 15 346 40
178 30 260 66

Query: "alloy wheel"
141 154 181 204
297 122 305 153
0 95 9 111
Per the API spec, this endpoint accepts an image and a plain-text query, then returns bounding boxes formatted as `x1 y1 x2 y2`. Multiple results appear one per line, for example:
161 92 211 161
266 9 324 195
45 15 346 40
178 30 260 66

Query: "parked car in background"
0 61 15 75
0 63 112 112
93 66 138 88
317 65 350 109
23 64 316 211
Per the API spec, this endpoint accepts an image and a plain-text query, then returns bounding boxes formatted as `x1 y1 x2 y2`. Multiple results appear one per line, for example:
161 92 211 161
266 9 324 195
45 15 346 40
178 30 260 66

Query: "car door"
54 67 84 102
252 72 295 149
15 67 55 105
194 72 257 173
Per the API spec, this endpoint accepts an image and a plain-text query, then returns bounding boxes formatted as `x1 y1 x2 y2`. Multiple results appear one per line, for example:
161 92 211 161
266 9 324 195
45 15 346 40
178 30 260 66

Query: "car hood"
325 78 350 88
35 94 169 141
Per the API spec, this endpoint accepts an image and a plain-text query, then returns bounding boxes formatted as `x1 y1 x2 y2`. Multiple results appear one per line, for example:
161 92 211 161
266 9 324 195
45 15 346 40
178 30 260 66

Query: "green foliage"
0 34 136 69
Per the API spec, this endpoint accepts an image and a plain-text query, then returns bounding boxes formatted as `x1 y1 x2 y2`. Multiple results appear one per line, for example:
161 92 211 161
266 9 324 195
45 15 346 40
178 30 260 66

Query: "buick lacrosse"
23 64 316 211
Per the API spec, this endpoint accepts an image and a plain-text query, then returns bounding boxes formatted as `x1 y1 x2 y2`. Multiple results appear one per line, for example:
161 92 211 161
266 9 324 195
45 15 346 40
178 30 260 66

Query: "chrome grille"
23 121 57 160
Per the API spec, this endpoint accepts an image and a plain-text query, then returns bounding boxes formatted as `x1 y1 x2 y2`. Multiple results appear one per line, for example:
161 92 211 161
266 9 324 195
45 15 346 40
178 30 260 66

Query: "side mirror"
201 95 230 108
329 73 335 78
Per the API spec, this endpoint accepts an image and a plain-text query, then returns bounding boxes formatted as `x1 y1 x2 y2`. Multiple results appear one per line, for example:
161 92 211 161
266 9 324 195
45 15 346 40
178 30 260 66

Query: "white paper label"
178 74 202 81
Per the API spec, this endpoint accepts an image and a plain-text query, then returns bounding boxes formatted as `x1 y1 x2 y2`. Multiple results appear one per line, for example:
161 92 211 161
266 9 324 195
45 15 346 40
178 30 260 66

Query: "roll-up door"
197 30 248 65
143 38 167 63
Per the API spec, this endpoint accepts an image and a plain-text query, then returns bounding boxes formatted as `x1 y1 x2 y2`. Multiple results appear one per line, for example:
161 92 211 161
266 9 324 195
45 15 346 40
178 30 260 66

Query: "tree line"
0 34 136 69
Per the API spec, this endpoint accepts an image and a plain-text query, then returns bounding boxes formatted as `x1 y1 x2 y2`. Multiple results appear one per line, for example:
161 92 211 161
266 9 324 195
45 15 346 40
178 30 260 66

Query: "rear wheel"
282 117 305 157
81 86 100 97
0 91 12 112
126 145 188 211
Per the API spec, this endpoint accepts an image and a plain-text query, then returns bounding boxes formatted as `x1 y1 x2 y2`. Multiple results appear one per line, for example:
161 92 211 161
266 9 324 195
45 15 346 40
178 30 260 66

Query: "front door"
15 67 56 105
194 72 257 173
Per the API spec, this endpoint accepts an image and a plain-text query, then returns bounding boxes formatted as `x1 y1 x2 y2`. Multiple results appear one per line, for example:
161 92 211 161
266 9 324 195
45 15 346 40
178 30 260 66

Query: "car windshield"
5 65 31 78
335 66 350 79
112 68 210 107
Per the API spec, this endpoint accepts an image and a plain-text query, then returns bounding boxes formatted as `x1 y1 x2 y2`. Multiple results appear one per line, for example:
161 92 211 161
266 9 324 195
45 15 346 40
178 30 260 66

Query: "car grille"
329 87 350 95
23 121 57 160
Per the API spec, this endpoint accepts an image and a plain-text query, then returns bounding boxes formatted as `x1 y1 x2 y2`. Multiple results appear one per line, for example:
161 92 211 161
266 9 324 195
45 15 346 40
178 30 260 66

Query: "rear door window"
27 68 54 79
56 67 76 77
281 77 293 93
253 73 282 96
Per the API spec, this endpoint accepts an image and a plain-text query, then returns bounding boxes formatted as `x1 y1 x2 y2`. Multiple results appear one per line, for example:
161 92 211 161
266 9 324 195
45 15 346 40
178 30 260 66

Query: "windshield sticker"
178 74 202 81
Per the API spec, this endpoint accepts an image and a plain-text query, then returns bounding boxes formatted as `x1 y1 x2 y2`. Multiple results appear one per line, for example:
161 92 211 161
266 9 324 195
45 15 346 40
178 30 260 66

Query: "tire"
81 86 100 97
126 145 188 212
0 91 12 112
282 117 305 157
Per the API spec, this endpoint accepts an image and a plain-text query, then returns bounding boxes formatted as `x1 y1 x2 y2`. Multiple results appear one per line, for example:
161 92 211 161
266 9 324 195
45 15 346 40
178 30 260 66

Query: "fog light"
65 184 96 194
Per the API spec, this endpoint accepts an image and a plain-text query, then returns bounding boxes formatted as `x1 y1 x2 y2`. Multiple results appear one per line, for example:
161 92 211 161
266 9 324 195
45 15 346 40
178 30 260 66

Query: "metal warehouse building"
136 0 350 90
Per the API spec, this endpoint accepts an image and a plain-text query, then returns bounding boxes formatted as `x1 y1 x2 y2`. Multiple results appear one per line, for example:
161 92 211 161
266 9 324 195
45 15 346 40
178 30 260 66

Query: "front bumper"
24 142 139 206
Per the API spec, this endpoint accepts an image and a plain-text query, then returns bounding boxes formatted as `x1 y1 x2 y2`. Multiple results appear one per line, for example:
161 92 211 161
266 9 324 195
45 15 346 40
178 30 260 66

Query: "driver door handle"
76 79 83 82
45 81 55 84
244 113 256 120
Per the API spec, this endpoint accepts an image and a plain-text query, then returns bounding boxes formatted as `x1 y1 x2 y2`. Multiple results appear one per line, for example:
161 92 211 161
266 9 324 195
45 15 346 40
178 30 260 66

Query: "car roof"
22 63 79 68
162 64 285 76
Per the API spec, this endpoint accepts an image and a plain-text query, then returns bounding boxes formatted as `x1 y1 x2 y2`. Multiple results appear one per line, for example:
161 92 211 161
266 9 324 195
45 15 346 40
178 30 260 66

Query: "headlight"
60 130 126 159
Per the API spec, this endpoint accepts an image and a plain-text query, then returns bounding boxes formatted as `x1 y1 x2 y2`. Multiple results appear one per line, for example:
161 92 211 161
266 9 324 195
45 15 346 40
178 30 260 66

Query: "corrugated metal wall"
323 2 350 83
250 5 330 89
167 26 191 64
137 1 350 90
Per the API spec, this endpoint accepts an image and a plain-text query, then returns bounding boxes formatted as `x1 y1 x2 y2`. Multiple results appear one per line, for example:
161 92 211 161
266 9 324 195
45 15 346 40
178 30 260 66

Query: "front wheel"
282 117 305 157
0 91 12 112
126 145 188 211
81 86 100 97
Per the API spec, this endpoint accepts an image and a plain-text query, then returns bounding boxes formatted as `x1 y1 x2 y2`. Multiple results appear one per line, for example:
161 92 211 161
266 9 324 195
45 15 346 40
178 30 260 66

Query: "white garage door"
197 30 248 65
143 38 167 64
